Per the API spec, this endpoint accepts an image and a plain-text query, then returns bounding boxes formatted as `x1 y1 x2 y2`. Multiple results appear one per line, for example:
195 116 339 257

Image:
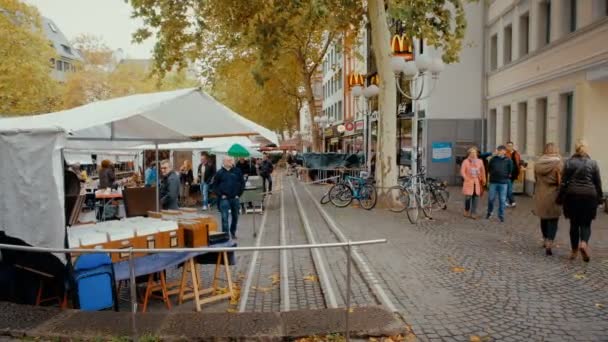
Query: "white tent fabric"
0 88 278 147
136 136 257 151
0 130 66 262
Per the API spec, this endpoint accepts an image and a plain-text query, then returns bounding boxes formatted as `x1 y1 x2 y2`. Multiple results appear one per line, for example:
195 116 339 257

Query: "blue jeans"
507 180 515 204
200 182 210 207
487 183 508 221
219 198 240 238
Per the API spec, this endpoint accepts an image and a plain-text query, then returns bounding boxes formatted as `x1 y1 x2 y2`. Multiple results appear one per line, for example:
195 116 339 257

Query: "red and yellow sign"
391 34 414 61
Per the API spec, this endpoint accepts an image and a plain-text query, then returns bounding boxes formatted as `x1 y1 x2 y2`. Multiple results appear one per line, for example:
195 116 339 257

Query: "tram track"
239 172 396 313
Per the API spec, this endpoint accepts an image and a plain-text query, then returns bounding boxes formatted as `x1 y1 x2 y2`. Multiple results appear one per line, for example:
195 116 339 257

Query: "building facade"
485 0 608 193
320 28 369 154
42 17 82 82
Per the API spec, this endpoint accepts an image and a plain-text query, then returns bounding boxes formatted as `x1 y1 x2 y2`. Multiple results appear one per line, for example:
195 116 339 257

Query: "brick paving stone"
305 184 608 342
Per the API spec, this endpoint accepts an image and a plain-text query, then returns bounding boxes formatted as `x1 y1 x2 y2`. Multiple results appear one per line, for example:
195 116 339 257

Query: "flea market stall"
0 88 277 311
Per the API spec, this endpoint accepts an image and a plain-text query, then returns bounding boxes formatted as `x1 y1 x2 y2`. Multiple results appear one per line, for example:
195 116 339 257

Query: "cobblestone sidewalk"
307 184 608 342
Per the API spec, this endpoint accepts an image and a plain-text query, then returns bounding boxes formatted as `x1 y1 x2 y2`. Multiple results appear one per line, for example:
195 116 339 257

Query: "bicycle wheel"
387 186 409 213
329 183 353 208
359 184 377 210
406 191 419 224
420 187 433 219
433 189 448 210
320 190 331 205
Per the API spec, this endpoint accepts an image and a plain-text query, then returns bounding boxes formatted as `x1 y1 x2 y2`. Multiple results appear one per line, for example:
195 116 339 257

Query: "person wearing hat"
460 147 486 219
486 145 513 222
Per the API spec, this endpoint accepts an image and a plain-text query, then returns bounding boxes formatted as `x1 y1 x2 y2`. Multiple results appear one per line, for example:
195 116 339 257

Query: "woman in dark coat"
561 141 603 262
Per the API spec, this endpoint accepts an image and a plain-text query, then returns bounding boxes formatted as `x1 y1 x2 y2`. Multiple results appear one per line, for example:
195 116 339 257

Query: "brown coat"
533 154 563 219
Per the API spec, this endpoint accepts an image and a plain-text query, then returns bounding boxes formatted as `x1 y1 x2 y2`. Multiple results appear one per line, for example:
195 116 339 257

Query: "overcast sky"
26 0 156 59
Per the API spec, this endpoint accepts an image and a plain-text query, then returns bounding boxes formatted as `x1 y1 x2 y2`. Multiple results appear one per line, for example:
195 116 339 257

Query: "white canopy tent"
0 88 277 260
0 88 278 148
0 129 66 261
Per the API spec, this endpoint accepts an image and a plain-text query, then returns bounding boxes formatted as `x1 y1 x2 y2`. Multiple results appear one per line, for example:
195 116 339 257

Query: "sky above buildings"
26 0 156 59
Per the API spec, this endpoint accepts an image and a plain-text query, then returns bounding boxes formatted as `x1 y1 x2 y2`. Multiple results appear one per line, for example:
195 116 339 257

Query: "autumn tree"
0 0 61 116
128 0 476 189
62 34 198 109
211 54 301 132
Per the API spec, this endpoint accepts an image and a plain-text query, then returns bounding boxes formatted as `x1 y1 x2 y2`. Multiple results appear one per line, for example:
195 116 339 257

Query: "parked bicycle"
328 173 377 210
387 171 449 224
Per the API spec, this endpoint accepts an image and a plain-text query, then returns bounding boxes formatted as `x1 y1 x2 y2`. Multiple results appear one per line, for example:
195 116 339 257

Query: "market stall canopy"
0 88 278 148
211 143 262 158
136 136 257 151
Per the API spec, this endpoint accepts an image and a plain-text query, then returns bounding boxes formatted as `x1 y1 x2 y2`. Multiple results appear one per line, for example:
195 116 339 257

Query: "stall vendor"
160 159 180 210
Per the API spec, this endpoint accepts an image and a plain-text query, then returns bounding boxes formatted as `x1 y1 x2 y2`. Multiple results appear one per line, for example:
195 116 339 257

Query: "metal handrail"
0 239 387 254
0 238 387 342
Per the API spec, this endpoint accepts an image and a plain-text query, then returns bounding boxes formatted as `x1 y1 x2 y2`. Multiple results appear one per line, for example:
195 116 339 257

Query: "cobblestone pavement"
306 183 608 342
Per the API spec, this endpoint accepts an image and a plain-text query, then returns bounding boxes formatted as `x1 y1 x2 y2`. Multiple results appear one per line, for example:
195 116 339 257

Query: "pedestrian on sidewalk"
533 143 563 256
486 145 513 222
506 141 522 207
560 141 603 262
213 156 245 240
461 147 486 219
197 153 215 211
260 154 274 194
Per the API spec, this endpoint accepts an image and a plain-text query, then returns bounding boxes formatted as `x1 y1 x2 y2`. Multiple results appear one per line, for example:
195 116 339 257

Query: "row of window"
323 100 343 123
323 70 343 99
322 45 342 75
488 92 574 156
50 58 76 72
489 0 608 71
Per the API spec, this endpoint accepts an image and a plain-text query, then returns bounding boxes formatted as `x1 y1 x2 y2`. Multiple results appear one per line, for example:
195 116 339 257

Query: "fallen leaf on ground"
574 273 586 280
596 303 605 309
451 266 466 273
304 274 319 282
348 308 354 313
470 336 481 342
270 273 280 285
226 308 237 313
369 338 378 342
255 286 273 293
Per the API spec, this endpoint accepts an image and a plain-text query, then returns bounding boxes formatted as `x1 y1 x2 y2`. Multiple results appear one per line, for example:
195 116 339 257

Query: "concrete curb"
0 302 406 341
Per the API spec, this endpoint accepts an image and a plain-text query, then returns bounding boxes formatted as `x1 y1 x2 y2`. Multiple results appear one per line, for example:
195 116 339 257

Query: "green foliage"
389 0 480 63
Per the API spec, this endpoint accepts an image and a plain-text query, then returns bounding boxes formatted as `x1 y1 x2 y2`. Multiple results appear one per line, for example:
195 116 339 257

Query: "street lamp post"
350 74 379 175
390 35 444 177
314 115 334 153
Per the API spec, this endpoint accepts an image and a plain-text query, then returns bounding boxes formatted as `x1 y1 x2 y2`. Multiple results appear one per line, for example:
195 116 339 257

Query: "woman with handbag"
461 147 486 219
561 141 603 262
533 143 563 256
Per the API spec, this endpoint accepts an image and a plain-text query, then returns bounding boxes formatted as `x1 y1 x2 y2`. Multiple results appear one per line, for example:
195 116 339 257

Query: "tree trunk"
368 0 398 192
303 74 320 151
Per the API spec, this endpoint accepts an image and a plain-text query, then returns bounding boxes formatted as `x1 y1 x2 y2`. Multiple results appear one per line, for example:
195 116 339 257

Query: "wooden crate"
147 211 162 218
180 220 209 247
161 210 181 216
103 236 147 262
157 228 184 249
180 208 198 213
194 216 218 232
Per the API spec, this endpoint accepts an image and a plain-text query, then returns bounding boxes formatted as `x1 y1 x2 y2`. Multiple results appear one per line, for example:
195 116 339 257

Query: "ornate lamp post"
389 33 444 177
314 115 334 153
349 72 379 174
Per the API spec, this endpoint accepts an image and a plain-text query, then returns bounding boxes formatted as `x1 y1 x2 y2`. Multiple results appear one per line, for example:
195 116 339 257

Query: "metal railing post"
345 240 352 342
128 248 137 313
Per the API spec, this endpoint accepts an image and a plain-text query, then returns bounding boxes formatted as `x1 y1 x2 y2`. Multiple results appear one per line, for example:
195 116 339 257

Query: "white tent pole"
155 143 160 211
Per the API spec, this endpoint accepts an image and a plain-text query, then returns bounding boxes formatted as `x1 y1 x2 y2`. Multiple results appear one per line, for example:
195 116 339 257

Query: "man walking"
197 153 215 210
159 160 180 210
486 146 513 222
213 156 245 240
260 154 274 194
506 141 521 207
